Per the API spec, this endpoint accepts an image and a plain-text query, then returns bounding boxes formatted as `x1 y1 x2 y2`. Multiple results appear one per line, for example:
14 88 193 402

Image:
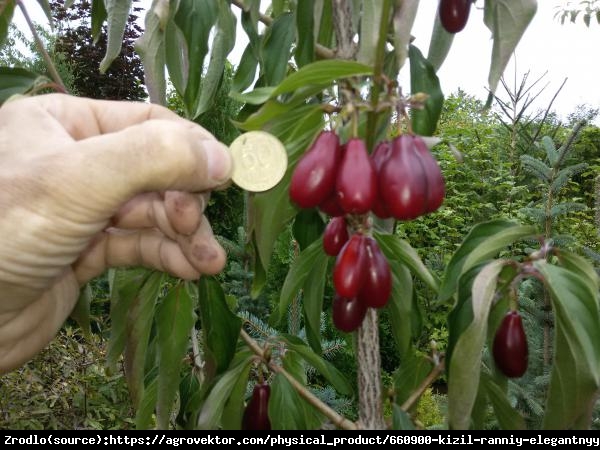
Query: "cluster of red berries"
290 131 445 332
493 310 528 378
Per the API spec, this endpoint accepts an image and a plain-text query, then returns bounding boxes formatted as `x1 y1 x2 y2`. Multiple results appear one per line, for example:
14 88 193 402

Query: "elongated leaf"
427 12 454 72
71 284 92 338
197 277 242 379
262 12 295 86
221 363 251 430
195 2 236 118
409 44 444 136
481 373 525 430
135 368 158 429
282 335 353 396
155 283 196 429
272 60 372 97
136 0 167 104
176 370 202 429
0 67 40 103
386 260 414 357
35 0 53 27
556 249 600 291
375 233 439 293
448 260 506 430
295 0 315 67
91 0 107 43
357 1 384 66
232 43 259 93
197 355 254 429
106 268 151 373
124 272 165 408
302 250 328 354
165 16 188 97
273 238 324 324
439 220 536 302
392 0 419 71
229 86 275 105
100 0 132 73
534 262 600 429
484 0 538 104
393 352 433 407
0 0 14 47
292 209 325 251
392 404 416 430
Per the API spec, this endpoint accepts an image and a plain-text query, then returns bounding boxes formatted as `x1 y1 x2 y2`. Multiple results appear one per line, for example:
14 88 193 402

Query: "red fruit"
336 138 377 214
379 135 444 220
439 0 471 34
323 217 349 256
371 141 393 219
332 295 367 332
358 237 392 308
333 234 368 298
319 193 345 217
290 131 341 208
242 383 271 430
493 311 528 378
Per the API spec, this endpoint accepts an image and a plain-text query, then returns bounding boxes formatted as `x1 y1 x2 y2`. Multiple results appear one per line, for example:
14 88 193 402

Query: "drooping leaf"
484 0 538 105
295 0 315 67
386 260 414 357
165 15 188 97
555 249 600 291
197 277 243 380
392 0 419 71
135 367 158 429
534 262 600 429
136 0 167 104
91 0 107 44
481 373 526 430
261 12 295 86
70 284 92 338
301 251 328 354
409 44 444 136
448 260 506 430
221 362 252 430
392 404 416 430
427 10 454 72
0 67 40 103
99 0 133 73
356 1 385 66
176 370 202 429
0 0 15 47
439 220 536 303
393 352 433 408
232 43 259 93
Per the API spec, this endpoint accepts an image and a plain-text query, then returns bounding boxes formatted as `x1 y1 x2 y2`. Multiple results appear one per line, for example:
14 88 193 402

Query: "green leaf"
123 271 165 408
392 0 419 71
105 268 151 374
232 43 259 93
221 363 251 430
302 250 328 354
229 86 275 105
136 0 167 104
295 0 315 67
555 249 600 291
481 373 525 430
534 262 600 429
484 0 538 103
71 284 92 338
281 335 353 396
409 44 444 136
386 261 415 357
374 232 439 293
0 1 14 47
165 18 188 97
155 283 196 429
261 12 295 86
393 352 433 408
427 12 454 72
0 67 40 103
197 355 254 429
292 209 325 251
273 238 324 324
197 277 242 379
448 259 506 430
99 0 133 73
439 219 536 303
176 370 202 429
268 368 322 429
316 0 333 48
392 404 415 430
176 0 218 117
356 1 385 66
135 368 158 429
272 59 373 97
195 2 236 118
91 0 107 44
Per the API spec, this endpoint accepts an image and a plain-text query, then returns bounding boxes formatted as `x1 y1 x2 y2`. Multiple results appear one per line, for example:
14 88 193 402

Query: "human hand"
0 94 232 373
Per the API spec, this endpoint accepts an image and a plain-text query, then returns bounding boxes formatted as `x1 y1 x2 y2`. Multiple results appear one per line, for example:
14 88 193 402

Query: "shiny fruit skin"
290 131 341 208
371 141 393 219
493 311 528 378
323 217 349 256
413 136 445 213
379 135 428 220
319 193 345 217
242 384 271 430
358 237 392 308
336 138 377 214
332 295 367 332
333 234 368 298
439 0 471 34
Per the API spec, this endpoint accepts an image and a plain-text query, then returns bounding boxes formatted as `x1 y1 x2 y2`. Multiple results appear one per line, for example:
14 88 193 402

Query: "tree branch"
240 329 358 430
400 358 445 412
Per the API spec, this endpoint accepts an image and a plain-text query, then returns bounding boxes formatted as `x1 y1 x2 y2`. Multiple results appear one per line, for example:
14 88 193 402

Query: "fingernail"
205 140 232 183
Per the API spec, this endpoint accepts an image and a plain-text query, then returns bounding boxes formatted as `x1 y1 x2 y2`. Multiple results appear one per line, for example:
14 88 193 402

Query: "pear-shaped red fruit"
323 217 349 256
358 237 391 308
333 234 368 298
242 383 271 430
493 311 528 378
319 193 345 217
371 141 392 219
439 0 471 34
332 295 367 332
290 131 341 208
413 136 445 213
336 138 377 214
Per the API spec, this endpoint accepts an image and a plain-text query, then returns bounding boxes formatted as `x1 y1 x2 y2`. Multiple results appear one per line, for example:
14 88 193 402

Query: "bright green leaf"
302 251 328 354
221 363 251 430
91 0 107 44
99 0 133 73
386 261 414 358
295 0 315 67
427 12 454 72
409 44 444 136
229 86 275 105
261 12 295 86
481 373 525 430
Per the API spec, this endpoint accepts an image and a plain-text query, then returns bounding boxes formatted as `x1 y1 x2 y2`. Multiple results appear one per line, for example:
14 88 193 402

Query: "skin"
0 94 233 374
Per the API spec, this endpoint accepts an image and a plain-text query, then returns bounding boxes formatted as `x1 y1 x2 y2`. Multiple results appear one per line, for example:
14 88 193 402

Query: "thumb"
56 119 232 214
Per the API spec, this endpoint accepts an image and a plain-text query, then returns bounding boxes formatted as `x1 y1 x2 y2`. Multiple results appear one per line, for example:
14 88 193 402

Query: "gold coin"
229 131 288 192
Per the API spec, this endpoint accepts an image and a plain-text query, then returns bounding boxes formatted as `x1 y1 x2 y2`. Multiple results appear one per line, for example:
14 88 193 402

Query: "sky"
14 1 600 123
